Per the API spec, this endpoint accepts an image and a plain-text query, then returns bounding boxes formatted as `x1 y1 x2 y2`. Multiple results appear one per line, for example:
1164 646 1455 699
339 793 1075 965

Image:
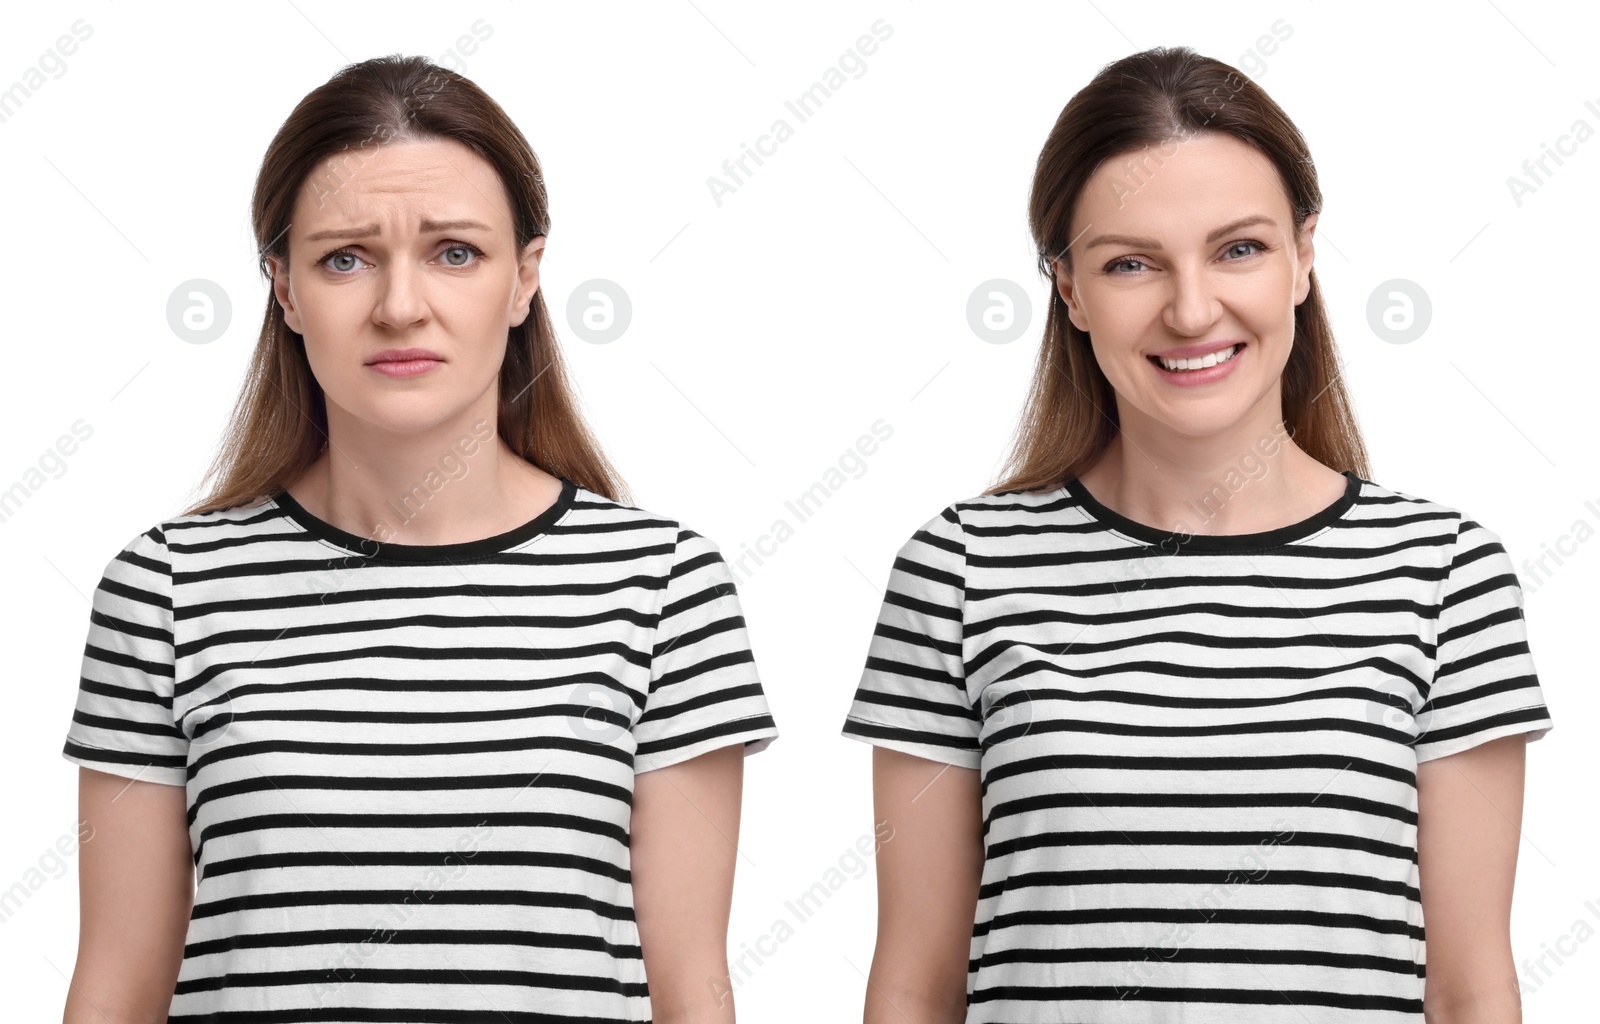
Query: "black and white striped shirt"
62 476 779 1022
842 469 1553 1022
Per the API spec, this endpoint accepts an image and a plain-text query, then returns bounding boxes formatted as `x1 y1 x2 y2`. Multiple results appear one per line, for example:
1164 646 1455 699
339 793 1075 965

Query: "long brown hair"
988 45 1370 496
184 54 630 515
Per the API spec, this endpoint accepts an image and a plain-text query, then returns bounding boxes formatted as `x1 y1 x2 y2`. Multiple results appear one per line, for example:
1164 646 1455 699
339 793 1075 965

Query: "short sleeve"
1414 517 1553 763
632 527 779 774
61 526 189 787
841 505 981 769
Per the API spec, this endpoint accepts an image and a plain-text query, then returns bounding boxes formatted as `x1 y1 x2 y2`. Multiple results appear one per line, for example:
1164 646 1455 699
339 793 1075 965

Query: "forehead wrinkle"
307 184 493 238
304 144 520 243
339 160 515 237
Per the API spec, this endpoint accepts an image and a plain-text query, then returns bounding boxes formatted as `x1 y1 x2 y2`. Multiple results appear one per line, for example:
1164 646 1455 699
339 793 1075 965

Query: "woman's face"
1052 131 1317 441
267 136 543 441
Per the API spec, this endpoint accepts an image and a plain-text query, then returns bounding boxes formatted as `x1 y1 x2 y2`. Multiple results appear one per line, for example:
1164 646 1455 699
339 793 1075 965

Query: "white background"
4 1 1595 1018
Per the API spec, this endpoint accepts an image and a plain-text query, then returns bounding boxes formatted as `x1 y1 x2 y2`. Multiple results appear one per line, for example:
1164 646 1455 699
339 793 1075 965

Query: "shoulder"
94 495 301 588
90 502 262 609
107 497 266 558
150 496 285 559
567 483 731 570
1342 473 1501 547
1341 475 1528 604
899 484 1070 552
880 487 1056 575
952 484 1066 523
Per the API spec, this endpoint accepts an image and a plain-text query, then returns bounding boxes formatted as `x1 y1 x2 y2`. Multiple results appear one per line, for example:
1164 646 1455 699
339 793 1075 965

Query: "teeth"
1157 344 1239 372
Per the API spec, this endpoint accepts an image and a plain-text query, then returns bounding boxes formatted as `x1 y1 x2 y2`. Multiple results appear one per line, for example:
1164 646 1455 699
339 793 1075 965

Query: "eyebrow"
303 218 493 243
1082 214 1277 251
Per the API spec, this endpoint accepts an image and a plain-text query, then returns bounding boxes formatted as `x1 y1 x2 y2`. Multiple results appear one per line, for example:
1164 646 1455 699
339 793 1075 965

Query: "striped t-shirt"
61 476 779 1023
842 469 1553 1023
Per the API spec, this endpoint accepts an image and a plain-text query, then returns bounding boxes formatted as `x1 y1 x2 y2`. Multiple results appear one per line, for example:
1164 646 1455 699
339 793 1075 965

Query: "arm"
862 746 982 1024
632 743 746 1023
62 767 193 1024
1417 734 1529 1023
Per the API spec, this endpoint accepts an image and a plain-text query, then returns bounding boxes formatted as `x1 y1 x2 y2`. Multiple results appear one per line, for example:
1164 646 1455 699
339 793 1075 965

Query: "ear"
265 254 302 335
1051 256 1090 334
1293 212 1318 307
509 236 547 328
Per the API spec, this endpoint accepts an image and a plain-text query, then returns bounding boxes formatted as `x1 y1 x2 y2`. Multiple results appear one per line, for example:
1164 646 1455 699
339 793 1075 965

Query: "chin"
1124 395 1255 439
331 395 457 435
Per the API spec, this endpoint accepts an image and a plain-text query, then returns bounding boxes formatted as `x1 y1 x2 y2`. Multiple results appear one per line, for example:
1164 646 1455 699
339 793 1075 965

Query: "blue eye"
1103 239 1268 276
317 249 367 274
440 243 485 267
314 241 486 275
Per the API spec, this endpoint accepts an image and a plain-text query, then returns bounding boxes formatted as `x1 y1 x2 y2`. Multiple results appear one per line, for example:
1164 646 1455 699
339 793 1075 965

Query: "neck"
289 408 557 546
1080 413 1340 537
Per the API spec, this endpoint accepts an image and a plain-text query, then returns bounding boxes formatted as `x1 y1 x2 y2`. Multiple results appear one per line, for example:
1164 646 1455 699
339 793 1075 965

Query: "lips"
1149 340 1245 360
366 347 441 365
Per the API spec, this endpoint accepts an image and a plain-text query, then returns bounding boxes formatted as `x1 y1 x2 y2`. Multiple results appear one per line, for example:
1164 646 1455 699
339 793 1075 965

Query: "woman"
843 47 1553 1023
60 55 777 1023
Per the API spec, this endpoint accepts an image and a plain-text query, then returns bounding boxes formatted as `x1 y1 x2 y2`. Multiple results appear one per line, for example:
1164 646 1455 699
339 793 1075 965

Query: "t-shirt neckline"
269 476 577 563
1063 469 1361 553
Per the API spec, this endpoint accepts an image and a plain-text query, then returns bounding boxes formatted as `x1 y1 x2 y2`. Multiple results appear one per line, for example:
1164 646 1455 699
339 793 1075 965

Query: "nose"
372 259 428 329
1160 263 1222 337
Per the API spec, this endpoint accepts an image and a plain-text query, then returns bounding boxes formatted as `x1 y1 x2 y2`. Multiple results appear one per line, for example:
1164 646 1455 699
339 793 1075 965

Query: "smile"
1151 343 1241 372
1146 343 1246 386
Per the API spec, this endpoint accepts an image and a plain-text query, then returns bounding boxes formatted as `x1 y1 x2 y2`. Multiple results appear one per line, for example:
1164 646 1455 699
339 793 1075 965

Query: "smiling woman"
843 45 1554 1024
58 54 778 1024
